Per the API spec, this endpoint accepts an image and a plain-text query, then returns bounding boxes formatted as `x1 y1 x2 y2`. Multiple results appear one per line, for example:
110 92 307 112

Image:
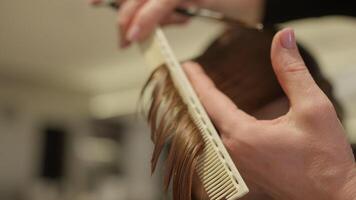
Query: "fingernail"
127 25 140 42
280 28 296 49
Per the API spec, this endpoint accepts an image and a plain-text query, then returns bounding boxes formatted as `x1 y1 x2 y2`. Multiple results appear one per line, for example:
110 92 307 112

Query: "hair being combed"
142 65 205 200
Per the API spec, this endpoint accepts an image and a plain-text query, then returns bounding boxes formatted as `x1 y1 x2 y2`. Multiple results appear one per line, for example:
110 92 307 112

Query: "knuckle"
285 61 308 74
220 126 250 155
221 136 231 148
299 97 336 120
161 0 176 7
136 10 152 26
220 121 250 139
221 135 237 153
219 122 235 134
136 0 177 28
117 17 127 27
117 13 129 27
153 0 178 15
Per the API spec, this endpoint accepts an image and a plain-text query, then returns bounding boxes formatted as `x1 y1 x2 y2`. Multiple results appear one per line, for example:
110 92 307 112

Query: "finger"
90 0 102 5
118 0 146 47
126 0 179 42
90 0 125 6
159 1 194 26
270 28 325 109
182 62 254 131
160 13 190 26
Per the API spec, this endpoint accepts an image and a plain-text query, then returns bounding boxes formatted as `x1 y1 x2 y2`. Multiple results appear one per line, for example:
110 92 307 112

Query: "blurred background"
0 1 356 200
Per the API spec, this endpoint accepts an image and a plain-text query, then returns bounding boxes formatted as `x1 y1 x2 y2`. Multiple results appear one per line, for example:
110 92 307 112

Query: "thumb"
271 28 323 109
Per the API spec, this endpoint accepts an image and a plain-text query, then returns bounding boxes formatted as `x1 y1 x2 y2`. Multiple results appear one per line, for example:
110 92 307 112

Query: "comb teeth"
197 146 239 199
195 136 238 199
192 113 248 200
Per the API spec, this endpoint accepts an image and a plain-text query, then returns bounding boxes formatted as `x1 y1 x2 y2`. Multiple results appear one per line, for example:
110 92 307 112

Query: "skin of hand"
183 28 356 200
90 0 264 47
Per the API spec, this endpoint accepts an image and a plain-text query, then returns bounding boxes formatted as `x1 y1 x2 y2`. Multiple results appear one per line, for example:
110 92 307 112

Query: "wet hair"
141 26 344 200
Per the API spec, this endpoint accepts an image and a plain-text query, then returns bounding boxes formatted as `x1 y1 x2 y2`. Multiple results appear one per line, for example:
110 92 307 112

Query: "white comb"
139 28 249 200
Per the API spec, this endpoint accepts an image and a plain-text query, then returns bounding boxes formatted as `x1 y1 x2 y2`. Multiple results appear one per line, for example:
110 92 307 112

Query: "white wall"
0 75 91 199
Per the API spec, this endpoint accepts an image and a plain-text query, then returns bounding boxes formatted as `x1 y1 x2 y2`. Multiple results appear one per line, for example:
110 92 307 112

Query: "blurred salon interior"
1 1 356 200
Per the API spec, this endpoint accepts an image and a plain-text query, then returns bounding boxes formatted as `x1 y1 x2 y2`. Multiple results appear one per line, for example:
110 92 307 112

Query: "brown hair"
142 66 205 199
141 26 344 200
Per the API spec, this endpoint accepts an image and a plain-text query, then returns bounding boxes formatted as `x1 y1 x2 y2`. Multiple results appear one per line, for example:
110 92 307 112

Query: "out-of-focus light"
90 88 141 119
75 137 120 164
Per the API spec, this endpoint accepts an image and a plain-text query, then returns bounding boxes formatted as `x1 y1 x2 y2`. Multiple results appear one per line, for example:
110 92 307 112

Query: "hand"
90 0 264 47
183 28 356 200
90 0 193 48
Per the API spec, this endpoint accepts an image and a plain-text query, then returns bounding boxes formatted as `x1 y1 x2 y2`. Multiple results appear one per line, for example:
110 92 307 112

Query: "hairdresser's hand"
90 0 264 47
183 28 356 200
